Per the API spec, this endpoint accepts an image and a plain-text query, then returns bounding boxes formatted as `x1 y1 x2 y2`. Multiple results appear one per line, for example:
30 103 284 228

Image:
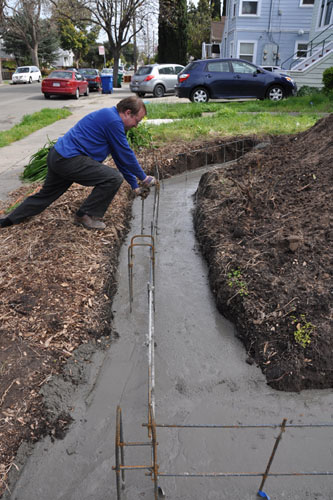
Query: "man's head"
117 96 147 131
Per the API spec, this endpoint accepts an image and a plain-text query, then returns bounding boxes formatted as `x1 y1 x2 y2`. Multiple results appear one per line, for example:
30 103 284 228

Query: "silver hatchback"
130 63 184 98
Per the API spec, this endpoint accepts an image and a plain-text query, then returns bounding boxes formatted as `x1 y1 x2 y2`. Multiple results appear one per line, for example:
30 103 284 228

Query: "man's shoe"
0 217 13 228
74 214 106 230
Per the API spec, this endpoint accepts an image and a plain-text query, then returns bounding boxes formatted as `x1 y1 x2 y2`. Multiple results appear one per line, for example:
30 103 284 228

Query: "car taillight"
144 75 154 81
179 73 190 83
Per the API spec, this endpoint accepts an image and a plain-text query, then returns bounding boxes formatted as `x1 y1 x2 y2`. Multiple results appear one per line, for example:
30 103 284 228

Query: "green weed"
291 314 315 348
227 268 248 297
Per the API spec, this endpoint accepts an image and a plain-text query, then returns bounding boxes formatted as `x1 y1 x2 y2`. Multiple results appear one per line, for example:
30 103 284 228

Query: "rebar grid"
113 141 333 500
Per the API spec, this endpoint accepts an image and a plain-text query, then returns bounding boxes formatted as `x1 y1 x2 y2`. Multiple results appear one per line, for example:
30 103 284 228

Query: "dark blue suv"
175 58 297 103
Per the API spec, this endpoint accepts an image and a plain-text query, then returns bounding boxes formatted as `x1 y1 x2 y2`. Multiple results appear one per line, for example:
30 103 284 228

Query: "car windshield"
101 69 112 74
80 69 98 76
135 66 153 76
16 68 29 73
49 71 72 79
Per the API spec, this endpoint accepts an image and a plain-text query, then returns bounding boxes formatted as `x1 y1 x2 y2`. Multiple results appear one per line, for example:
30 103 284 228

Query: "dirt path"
6 167 333 500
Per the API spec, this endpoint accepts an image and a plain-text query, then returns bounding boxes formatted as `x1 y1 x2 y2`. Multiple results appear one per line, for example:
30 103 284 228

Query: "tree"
158 0 187 65
50 0 152 86
3 16 60 67
187 0 211 60
1 0 45 66
58 17 100 67
210 0 221 19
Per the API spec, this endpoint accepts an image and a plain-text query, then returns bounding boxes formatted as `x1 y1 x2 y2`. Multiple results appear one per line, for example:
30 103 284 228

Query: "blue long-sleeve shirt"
54 107 146 189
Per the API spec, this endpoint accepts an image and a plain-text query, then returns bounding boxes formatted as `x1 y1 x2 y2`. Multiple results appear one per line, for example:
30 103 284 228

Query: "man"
0 96 156 230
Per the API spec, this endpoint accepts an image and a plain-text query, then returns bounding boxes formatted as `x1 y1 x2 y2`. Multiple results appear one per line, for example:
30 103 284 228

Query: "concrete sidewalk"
0 92 126 202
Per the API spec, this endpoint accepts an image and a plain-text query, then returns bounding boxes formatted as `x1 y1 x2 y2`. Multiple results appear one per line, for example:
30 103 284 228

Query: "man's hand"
134 186 150 199
142 175 157 188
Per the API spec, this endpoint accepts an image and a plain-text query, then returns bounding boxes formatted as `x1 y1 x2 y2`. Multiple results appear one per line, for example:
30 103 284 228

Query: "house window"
300 0 314 5
318 0 333 27
239 42 255 62
324 0 333 25
240 1 259 15
296 42 308 58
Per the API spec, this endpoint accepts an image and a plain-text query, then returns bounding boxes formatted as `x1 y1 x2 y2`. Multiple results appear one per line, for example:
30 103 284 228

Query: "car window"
207 61 230 72
184 62 200 72
76 73 83 80
159 66 174 75
232 61 256 74
136 66 153 76
16 67 29 73
50 71 72 79
175 66 184 74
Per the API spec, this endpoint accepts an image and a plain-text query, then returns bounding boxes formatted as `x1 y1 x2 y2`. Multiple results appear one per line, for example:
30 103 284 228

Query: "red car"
41 70 89 99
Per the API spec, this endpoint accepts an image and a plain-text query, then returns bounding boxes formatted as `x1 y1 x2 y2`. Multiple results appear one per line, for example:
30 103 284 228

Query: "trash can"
101 75 113 94
117 73 123 88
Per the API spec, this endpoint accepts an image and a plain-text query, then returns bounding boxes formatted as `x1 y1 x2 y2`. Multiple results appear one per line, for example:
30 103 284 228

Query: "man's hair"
117 96 146 116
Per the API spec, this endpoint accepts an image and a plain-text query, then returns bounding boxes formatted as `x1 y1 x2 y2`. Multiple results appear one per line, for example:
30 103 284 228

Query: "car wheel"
137 92 145 97
74 88 80 100
84 86 89 97
44 93 51 99
29 77 32 84
153 84 165 98
190 87 209 103
266 85 284 101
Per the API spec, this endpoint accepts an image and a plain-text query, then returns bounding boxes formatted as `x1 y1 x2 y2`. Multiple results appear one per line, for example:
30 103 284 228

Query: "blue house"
287 0 333 88
220 0 315 68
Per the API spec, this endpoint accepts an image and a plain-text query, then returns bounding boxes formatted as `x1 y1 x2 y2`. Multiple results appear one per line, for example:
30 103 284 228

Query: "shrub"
322 66 333 93
297 85 321 97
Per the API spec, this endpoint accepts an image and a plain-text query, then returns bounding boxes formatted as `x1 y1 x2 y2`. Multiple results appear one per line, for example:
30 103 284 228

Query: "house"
220 0 315 68
287 0 333 89
53 49 74 68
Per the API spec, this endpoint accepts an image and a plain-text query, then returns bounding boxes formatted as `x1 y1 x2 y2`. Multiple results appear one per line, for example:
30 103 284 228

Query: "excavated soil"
194 114 332 393
0 120 332 495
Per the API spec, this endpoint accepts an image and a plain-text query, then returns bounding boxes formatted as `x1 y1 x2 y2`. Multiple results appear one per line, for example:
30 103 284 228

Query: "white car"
12 66 42 84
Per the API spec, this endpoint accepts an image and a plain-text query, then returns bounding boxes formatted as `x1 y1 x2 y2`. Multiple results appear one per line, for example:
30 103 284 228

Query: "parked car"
130 63 185 98
175 58 297 103
77 68 101 91
41 70 89 99
12 66 42 84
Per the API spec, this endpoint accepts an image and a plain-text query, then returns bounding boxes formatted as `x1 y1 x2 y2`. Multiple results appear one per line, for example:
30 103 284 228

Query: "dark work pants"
8 147 123 225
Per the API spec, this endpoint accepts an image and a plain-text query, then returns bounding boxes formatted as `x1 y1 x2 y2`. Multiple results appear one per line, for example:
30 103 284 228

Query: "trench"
6 162 333 500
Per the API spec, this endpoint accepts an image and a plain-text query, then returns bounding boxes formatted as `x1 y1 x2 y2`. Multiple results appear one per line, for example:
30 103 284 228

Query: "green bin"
117 73 123 88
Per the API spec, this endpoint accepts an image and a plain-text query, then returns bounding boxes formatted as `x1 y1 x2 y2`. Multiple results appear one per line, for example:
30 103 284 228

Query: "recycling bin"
101 75 113 94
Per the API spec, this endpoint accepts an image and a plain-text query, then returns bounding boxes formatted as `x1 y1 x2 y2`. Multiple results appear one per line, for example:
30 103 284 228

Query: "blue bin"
101 75 113 94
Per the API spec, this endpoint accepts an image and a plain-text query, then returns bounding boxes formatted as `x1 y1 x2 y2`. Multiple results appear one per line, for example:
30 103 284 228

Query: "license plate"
131 86 138 91
53 82 60 87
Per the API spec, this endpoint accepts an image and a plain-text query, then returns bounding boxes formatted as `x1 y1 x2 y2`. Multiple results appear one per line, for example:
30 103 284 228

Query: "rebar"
116 140 333 499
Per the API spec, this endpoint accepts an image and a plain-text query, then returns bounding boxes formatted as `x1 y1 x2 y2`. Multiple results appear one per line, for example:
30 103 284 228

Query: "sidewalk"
0 90 127 202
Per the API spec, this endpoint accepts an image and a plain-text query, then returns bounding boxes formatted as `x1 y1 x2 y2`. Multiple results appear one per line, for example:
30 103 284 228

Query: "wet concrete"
7 166 333 500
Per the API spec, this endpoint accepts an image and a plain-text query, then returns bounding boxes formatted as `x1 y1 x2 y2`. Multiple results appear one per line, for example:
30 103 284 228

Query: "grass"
146 92 333 118
143 92 330 145
0 108 72 148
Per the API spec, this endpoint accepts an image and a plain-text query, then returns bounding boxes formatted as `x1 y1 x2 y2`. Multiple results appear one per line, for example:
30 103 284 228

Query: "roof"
210 18 226 43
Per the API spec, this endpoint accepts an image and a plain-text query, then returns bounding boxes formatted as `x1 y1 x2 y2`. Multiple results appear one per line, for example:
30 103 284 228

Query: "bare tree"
51 0 156 84
2 0 46 67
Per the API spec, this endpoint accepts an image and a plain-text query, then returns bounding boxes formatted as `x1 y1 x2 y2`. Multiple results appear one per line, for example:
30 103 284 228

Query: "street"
0 83 134 132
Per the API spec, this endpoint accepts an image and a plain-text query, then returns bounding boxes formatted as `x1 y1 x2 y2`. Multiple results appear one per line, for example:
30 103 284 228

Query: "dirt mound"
194 114 333 392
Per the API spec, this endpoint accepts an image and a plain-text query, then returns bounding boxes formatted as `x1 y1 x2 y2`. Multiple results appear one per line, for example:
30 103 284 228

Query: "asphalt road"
0 83 135 132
